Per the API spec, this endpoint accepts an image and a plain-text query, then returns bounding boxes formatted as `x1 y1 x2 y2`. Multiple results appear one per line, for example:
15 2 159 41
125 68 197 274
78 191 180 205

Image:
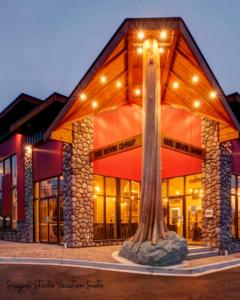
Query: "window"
33 176 63 244
231 174 240 239
93 175 140 240
0 154 18 230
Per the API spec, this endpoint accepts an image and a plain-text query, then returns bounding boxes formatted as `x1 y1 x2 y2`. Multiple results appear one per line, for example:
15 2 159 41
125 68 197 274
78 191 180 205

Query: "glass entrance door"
168 197 184 237
39 198 59 243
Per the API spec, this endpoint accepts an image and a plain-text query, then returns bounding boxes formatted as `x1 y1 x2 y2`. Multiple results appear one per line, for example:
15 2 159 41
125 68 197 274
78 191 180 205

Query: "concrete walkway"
1 240 240 276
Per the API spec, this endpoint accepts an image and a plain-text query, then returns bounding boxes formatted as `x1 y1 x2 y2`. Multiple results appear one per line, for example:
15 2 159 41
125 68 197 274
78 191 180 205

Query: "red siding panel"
33 140 63 181
93 104 202 179
0 134 25 221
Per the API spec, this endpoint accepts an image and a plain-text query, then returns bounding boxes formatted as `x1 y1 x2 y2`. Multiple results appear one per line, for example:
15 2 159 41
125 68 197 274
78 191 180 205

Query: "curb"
0 256 240 277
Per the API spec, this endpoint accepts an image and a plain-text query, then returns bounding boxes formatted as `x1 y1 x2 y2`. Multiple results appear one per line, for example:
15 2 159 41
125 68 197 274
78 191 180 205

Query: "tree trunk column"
131 38 166 245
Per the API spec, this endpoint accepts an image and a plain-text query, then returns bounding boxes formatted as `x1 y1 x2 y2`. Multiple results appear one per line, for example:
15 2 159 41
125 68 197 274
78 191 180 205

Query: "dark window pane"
4 159 10 175
12 155 17 186
0 162 3 189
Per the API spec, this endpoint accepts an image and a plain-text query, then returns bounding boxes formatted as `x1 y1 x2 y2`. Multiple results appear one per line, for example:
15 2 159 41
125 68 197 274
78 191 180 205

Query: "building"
0 18 240 252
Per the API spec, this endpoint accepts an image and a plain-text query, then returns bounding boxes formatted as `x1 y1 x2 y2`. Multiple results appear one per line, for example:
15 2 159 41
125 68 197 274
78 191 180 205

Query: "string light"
137 47 143 54
159 47 164 54
137 31 145 40
192 75 199 83
116 80 122 88
173 81 179 89
210 91 217 99
80 93 87 101
193 100 201 108
100 75 107 84
25 145 32 154
92 101 98 109
160 30 167 39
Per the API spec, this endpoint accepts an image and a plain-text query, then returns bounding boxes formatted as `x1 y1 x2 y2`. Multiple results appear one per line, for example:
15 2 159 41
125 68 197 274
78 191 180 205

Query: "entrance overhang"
44 18 240 143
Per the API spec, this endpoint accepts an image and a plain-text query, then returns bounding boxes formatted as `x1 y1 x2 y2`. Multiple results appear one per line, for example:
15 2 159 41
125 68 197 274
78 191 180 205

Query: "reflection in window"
185 174 202 195
0 154 18 230
168 177 184 196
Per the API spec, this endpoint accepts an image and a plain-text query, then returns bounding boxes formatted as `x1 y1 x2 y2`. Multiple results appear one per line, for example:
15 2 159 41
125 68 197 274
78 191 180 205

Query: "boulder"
119 231 188 267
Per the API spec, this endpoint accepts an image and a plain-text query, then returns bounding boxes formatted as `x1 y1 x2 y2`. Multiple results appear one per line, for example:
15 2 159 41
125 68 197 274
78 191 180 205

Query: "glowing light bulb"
193 100 201 108
192 75 199 83
137 31 145 40
100 76 107 84
159 47 164 54
210 91 217 99
137 47 143 54
95 186 101 192
92 101 98 109
173 81 179 89
116 80 122 88
80 93 87 101
134 88 141 96
25 145 32 154
160 30 167 39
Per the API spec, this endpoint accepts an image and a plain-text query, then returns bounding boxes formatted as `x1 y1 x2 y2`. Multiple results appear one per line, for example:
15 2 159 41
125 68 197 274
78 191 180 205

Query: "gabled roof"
0 93 42 141
45 18 240 143
10 92 68 137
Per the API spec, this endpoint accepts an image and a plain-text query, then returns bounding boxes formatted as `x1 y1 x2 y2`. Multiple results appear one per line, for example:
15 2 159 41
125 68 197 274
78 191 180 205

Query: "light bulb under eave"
100 75 107 84
137 30 145 40
210 91 217 99
173 81 179 89
80 93 87 101
193 100 201 108
160 30 167 39
192 75 199 83
116 80 122 88
92 101 98 109
134 88 141 96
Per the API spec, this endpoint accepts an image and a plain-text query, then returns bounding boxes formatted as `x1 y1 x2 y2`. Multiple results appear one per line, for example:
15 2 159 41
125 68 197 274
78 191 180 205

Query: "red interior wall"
93 104 202 180
33 140 63 182
0 134 25 221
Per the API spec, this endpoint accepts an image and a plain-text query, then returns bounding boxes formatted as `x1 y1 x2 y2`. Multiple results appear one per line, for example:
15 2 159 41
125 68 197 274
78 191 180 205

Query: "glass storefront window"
93 175 104 196
12 155 17 186
186 174 202 195
11 189 17 230
186 196 202 242
231 195 236 239
0 162 3 188
162 180 167 197
168 177 184 196
40 177 58 198
4 159 10 175
121 180 130 197
34 175 64 244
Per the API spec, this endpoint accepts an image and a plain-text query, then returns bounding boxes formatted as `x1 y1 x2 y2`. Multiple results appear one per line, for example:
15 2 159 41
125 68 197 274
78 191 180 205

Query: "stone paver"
0 241 120 263
0 241 240 270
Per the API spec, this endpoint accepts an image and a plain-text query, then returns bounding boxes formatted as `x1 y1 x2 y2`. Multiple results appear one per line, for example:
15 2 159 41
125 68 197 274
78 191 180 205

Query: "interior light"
159 47 164 54
137 47 143 54
192 75 199 83
95 186 101 192
137 31 145 40
160 30 167 39
176 190 180 195
100 76 107 84
193 100 201 108
92 101 98 109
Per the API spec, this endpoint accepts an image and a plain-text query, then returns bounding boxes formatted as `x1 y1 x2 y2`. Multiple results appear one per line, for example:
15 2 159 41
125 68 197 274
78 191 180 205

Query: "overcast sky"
0 0 239 111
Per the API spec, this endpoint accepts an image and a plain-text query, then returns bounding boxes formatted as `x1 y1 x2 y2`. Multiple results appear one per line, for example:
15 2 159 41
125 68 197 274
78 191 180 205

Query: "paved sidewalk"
0 240 119 263
1 240 240 276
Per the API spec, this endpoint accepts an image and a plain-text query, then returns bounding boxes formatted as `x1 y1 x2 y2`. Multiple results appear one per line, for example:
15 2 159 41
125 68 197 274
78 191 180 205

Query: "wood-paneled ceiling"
46 18 239 143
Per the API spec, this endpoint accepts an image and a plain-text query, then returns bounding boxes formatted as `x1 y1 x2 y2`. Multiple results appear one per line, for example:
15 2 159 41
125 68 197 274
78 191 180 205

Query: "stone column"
63 117 94 247
19 145 34 242
202 118 232 249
